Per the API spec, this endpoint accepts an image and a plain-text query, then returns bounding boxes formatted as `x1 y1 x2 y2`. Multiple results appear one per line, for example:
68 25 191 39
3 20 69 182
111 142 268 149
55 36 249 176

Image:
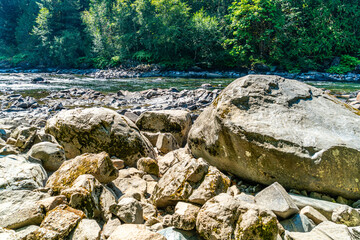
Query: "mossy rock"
46 152 118 194
45 107 155 166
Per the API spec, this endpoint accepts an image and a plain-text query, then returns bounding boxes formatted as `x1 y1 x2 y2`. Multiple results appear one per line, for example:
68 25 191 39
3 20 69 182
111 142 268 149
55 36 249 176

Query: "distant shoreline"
1 67 360 82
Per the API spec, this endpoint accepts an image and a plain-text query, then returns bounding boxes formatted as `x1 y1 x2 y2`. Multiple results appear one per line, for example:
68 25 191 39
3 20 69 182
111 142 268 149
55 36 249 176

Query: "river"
1 72 360 97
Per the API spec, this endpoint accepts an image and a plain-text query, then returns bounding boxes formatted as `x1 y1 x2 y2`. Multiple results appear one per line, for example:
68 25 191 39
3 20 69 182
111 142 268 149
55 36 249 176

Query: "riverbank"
2 65 360 82
1 75 360 239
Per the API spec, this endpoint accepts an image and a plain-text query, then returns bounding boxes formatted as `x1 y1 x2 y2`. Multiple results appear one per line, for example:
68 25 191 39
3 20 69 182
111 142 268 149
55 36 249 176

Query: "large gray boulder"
45 107 155 166
188 75 360 199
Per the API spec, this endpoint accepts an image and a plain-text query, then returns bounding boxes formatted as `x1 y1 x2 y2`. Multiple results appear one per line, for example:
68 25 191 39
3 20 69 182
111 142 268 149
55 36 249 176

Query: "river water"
1 73 360 97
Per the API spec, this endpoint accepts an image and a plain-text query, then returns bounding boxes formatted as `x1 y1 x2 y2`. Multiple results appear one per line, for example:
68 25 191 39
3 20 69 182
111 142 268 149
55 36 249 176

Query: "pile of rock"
42 87 220 113
1 75 360 240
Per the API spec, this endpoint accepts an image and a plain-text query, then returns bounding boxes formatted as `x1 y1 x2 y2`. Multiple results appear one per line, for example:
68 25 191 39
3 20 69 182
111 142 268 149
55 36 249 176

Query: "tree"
33 0 89 66
83 0 139 63
189 10 223 65
226 0 283 65
134 0 191 62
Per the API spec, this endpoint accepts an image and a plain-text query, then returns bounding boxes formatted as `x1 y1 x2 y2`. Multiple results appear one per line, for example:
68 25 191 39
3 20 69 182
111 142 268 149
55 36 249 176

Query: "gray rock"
27 141 66 171
349 226 360 239
142 131 161 147
234 193 255 204
0 155 47 191
285 221 355 240
70 219 101 240
0 191 49 228
151 157 230 207
0 144 19 155
136 110 192 147
142 202 158 221
108 224 166 240
7 126 38 151
299 206 328 225
188 75 360 199
28 205 85 239
280 214 315 233
188 166 231 205
0 227 16 240
172 202 201 230
110 197 144 224
124 111 139 123
158 227 201 240
117 167 145 179
101 217 121 239
290 193 346 220
196 193 279 240
255 182 299 219
14 225 40 240
111 158 125 170
60 174 117 220
157 148 192 176
45 107 155 166
37 195 67 212
137 157 160 176
0 202 45 229
111 177 147 200
156 133 180 154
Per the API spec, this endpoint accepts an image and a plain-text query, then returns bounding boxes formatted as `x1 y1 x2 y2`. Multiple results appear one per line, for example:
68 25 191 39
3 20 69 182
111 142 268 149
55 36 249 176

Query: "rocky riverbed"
1 75 360 239
3 65 360 82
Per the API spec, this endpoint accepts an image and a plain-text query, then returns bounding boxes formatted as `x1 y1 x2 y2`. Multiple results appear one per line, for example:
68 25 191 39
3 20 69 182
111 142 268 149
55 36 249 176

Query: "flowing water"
1 72 360 98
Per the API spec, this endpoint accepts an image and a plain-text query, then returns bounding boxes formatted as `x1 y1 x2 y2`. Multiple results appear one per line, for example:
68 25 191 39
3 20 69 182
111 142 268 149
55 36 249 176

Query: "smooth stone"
255 182 299 219
27 142 66 171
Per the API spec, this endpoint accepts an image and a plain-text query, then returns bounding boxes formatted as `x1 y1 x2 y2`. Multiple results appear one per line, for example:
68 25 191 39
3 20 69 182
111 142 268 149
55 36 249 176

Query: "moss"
212 95 221 107
219 107 231 119
50 154 100 194
236 215 278 240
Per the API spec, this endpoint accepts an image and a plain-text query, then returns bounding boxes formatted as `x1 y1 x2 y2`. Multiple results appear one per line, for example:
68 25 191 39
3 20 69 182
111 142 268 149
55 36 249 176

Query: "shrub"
327 55 360 74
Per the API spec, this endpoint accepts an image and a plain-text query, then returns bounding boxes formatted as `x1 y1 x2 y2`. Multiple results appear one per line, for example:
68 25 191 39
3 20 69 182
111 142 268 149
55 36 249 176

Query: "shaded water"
0 73 359 97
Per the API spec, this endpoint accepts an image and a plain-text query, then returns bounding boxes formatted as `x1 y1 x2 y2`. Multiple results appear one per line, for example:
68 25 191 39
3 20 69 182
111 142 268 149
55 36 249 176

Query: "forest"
0 0 360 73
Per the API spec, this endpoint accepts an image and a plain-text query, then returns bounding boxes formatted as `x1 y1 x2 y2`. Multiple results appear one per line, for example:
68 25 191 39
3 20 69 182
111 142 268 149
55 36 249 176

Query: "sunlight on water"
0 73 359 97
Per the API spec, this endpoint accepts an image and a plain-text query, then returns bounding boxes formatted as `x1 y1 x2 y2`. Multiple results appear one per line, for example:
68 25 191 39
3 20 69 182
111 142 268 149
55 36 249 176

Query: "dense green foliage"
0 0 359 71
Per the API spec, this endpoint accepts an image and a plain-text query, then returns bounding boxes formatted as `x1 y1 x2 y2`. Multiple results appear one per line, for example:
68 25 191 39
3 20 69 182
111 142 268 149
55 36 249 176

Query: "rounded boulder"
45 107 155 166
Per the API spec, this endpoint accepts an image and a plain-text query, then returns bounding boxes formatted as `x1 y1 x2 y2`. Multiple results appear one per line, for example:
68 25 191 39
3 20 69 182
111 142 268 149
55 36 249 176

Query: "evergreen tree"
33 0 89 66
